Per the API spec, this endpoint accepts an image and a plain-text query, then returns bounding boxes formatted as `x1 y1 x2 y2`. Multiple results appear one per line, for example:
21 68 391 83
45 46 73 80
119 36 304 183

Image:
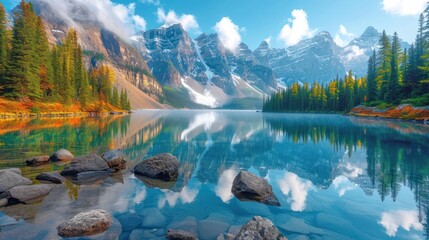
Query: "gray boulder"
36 172 65 184
0 171 32 193
8 184 54 203
61 154 109 176
231 171 280 206
50 149 74 162
134 153 179 181
57 209 112 237
102 150 127 171
166 229 197 240
25 155 50 166
234 216 286 240
0 168 21 175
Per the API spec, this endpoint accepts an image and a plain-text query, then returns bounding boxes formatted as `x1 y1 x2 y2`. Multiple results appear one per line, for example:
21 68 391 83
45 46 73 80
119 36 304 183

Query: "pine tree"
35 16 53 100
367 51 378 102
0 3 8 85
3 1 29 99
112 87 119 107
386 32 401 103
376 30 392 101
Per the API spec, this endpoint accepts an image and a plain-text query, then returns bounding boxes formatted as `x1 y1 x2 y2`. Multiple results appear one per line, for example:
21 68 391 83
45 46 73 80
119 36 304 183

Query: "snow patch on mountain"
181 77 219 108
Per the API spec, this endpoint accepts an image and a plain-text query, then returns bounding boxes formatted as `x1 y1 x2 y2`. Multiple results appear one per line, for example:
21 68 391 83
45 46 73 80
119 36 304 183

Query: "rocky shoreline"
349 104 429 123
0 149 288 239
0 111 129 120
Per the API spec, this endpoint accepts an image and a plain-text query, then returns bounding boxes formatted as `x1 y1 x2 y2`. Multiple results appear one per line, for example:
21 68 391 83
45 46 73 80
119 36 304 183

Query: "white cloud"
379 210 423 237
278 9 316 47
158 186 199 208
334 25 355 47
339 25 355 37
157 8 200 33
264 36 272 45
278 172 313 211
39 0 147 38
215 169 238 202
382 0 427 16
344 45 365 61
214 17 242 53
140 0 160 6
133 15 147 31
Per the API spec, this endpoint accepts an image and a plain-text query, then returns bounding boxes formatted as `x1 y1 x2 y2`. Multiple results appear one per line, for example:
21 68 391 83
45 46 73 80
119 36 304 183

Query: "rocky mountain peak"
361 26 379 38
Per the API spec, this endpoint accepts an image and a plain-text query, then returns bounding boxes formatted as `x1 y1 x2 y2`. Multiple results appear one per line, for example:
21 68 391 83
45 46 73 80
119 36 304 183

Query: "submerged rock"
102 150 127 171
234 216 286 240
231 171 280 206
0 171 32 193
134 153 179 181
198 219 229 240
25 156 50 166
166 229 197 240
50 149 74 162
142 208 166 228
8 184 54 203
72 171 111 185
61 154 110 176
36 172 65 184
57 209 112 237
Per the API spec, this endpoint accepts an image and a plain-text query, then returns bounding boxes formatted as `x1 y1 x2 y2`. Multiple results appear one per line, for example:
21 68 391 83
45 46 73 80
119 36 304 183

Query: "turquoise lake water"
0 110 429 239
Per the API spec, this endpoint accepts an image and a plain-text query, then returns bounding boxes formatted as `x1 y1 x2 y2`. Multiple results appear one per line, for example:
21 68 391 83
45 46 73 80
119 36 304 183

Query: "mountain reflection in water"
0 111 428 239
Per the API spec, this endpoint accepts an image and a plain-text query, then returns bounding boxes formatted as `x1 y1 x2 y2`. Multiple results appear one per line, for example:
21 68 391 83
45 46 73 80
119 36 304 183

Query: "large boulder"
8 184 54 203
50 149 74 162
0 171 32 193
234 216 286 240
61 154 110 176
231 171 280 206
166 229 197 240
57 209 112 237
102 150 127 171
134 153 179 181
25 156 50 166
36 172 65 184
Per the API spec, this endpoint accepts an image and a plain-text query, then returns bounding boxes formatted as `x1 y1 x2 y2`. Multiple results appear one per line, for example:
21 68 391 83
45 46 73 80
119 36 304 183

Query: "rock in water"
235 216 286 240
134 153 179 181
231 171 280 206
57 209 112 237
166 229 197 240
0 171 32 193
36 172 65 184
0 168 21 175
50 149 74 162
8 184 54 203
102 150 127 171
61 154 110 176
25 156 50 166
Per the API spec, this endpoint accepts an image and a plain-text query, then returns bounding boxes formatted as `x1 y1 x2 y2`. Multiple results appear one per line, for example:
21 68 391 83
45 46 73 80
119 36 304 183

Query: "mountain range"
25 0 410 109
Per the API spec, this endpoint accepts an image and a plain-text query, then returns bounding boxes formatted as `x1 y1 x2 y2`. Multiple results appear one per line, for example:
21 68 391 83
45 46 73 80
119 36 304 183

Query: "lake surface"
1 110 429 240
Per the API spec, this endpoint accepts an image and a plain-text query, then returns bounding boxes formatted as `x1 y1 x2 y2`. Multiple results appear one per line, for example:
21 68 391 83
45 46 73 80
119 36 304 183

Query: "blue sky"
3 0 424 49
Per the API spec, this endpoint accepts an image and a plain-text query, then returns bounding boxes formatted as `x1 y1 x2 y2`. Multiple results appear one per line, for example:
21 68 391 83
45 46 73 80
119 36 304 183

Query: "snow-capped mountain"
131 24 277 108
255 31 345 86
342 26 410 76
254 27 410 85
